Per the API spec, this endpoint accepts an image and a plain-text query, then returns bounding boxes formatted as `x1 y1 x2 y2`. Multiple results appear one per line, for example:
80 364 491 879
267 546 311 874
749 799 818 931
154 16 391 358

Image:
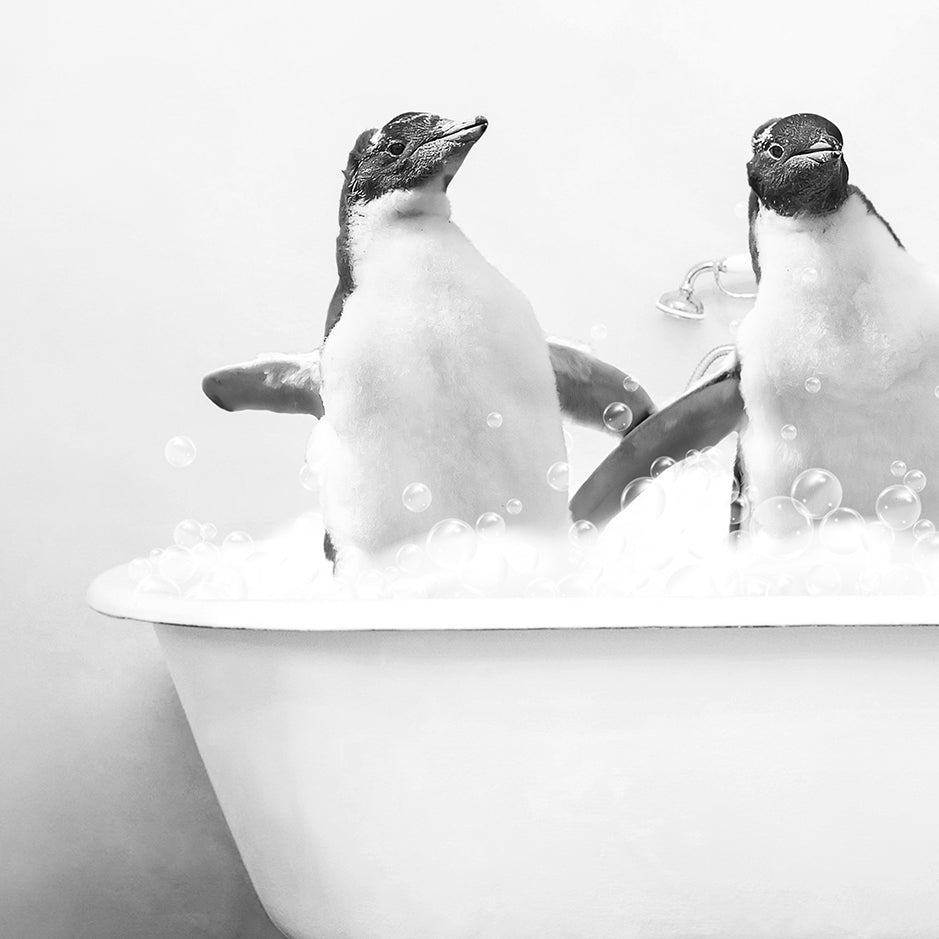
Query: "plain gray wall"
5 0 939 935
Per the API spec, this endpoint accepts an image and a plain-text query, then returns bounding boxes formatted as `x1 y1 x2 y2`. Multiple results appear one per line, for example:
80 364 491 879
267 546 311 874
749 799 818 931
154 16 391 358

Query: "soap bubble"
506 499 523 516
623 375 640 393
558 573 595 597
135 574 180 596
620 477 667 524
173 519 202 548
602 402 634 433
191 541 221 569
819 507 864 554
546 462 570 492
804 376 821 394
650 456 675 478
790 468 843 518
863 521 895 555
569 520 599 551
126 558 151 583
914 519 936 540
525 578 559 598
875 484 921 531
222 531 253 555
781 424 797 441
904 469 927 492
890 460 908 478
475 512 506 539
299 463 320 492
426 519 477 569
805 565 842 596
164 435 196 468
459 548 510 595
157 546 198 585
486 412 503 429
730 494 751 526
801 267 819 284
506 541 539 575
913 533 939 584
200 522 218 542
402 482 432 513
200 566 246 600
750 497 814 559
879 565 929 596
396 543 424 574
589 323 608 344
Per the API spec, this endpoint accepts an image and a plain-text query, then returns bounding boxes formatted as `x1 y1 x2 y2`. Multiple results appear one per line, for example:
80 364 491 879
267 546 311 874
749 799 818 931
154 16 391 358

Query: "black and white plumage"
574 113 939 529
203 112 656 564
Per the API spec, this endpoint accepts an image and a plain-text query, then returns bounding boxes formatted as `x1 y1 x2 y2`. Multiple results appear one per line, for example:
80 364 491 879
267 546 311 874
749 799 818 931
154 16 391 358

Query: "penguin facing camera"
573 112 939 530
203 111 656 568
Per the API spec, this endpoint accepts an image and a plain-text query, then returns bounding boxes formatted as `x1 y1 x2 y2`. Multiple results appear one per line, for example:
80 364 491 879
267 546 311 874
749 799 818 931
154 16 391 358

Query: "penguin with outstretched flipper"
203 112 656 565
574 112 939 530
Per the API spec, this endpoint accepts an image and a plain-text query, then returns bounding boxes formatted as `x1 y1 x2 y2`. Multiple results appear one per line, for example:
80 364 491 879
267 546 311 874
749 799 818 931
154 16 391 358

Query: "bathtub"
88 565 939 939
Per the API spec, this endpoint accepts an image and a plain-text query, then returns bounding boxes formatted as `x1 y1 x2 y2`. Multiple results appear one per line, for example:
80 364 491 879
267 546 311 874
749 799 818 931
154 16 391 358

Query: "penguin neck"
751 191 905 292
342 182 453 275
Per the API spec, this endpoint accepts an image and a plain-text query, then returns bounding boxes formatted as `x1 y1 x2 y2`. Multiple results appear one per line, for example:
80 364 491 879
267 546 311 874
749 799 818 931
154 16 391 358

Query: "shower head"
656 254 756 322
656 287 705 321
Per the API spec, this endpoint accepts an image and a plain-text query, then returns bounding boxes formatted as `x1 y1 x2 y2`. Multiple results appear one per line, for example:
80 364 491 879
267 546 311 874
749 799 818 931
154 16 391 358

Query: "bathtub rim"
87 563 939 632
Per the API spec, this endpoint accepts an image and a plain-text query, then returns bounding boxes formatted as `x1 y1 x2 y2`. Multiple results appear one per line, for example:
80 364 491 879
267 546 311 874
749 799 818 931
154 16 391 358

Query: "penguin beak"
426 116 489 147
788 137 842 165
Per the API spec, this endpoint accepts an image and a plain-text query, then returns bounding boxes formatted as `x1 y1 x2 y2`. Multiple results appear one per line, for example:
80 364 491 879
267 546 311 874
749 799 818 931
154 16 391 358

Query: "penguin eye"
386 140 406 156
767 143 784 159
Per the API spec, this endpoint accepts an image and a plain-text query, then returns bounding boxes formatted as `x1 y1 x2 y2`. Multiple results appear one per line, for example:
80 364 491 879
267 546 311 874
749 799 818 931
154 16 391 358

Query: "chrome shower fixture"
656 253 756 321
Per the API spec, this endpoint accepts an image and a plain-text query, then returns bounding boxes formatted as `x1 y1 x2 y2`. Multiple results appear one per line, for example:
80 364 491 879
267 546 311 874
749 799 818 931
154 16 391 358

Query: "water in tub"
126 423 939 603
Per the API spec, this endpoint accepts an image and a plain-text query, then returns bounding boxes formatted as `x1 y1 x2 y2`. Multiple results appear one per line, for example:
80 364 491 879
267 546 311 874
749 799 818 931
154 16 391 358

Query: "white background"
5 0 939 935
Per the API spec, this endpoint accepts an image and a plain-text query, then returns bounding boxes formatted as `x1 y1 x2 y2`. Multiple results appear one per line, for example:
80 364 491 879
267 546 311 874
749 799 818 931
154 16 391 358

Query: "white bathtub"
88 565 939 939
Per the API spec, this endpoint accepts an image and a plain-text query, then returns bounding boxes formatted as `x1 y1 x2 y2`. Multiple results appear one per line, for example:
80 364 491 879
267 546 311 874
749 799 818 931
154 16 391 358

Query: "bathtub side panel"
156 624 939 939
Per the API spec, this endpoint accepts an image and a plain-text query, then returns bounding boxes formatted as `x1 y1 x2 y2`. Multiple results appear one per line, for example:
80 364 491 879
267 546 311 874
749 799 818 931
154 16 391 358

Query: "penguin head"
342 112 488 205
747 113 849 217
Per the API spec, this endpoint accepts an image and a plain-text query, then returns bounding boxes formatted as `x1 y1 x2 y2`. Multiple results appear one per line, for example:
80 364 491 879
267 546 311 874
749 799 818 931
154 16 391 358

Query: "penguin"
202 112 657 565
573 112 939 528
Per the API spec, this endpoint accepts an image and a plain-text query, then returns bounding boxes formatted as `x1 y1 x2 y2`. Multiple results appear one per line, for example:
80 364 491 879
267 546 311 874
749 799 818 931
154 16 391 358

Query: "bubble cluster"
165 435 196 468
475 512 506 539
568 520 599 551
602 402 634 433
875 485 921 531
426 519 477 569
402 482 432 513
790 468 842 519
650 456 675 478
546 461 570 492
174 519 203 548
750 497 813 559
819 507 864 555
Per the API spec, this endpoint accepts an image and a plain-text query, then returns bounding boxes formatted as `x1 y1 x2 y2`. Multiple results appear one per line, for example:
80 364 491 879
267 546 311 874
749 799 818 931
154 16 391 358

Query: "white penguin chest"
319 215 568 553
737 197 939 514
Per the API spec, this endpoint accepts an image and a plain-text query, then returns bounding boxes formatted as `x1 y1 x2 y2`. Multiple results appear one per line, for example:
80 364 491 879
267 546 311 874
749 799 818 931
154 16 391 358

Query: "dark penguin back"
321 129 376 564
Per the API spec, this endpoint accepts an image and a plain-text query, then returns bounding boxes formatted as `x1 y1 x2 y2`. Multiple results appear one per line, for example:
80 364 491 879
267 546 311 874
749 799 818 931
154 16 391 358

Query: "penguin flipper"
548 342 655 433
202 353 324 418
570 358 745 526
